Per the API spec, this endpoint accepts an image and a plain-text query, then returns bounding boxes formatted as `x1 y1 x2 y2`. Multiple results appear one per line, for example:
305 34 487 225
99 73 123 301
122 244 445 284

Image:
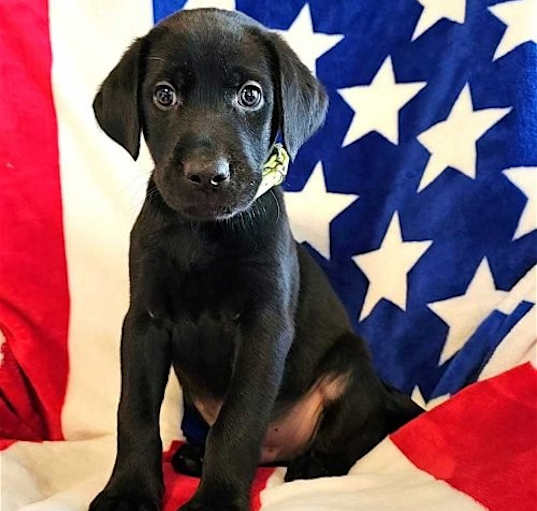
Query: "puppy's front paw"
179 493 247 511
89 489 159 511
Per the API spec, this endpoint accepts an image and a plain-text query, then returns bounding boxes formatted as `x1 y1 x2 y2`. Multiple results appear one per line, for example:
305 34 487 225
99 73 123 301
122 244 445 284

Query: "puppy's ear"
265 33 328 159
93 38 143 160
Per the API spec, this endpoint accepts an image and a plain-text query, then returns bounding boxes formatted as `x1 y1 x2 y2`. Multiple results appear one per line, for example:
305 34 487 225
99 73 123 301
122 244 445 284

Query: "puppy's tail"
382 381 424 433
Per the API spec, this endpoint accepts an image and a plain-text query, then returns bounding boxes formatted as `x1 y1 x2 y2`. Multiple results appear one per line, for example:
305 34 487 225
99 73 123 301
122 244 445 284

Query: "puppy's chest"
144 240 245 322
153 260 245 393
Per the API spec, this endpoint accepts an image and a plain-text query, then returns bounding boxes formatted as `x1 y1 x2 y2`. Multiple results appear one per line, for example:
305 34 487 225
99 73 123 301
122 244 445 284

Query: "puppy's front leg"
181 307 293 511
90 309 171 511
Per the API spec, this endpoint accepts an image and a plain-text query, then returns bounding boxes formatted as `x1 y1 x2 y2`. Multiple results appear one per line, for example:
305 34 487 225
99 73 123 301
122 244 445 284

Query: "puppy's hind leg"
285 333 422 481
171 403 209 477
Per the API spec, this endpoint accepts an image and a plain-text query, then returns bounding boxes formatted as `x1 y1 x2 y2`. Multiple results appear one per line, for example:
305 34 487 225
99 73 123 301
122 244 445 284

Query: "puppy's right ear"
93 38 143 160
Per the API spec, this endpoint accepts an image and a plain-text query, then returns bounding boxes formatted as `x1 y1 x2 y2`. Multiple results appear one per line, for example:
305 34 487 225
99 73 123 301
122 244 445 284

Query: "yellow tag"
254 143 290 200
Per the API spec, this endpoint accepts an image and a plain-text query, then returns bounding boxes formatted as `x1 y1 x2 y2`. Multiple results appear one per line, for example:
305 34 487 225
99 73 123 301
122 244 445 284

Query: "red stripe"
392 363 537 511
0 0 69 443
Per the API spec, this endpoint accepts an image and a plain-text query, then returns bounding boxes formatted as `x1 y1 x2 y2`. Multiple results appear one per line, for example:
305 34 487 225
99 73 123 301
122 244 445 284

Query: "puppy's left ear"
264 32 328 160
93 38 143 160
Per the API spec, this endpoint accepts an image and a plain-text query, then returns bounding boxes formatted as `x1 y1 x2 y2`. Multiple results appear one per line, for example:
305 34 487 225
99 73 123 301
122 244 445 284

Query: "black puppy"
89 8 422 511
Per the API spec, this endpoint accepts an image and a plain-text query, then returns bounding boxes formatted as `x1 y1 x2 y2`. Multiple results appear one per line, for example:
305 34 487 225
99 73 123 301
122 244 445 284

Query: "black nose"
183 157 230 188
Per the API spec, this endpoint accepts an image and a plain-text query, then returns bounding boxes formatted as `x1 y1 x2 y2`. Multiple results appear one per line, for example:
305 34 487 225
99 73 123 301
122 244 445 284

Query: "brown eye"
153 81 177 110
237 81 263 109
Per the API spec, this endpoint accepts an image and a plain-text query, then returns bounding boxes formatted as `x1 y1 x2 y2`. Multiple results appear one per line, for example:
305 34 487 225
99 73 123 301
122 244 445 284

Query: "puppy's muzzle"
183 156 231 190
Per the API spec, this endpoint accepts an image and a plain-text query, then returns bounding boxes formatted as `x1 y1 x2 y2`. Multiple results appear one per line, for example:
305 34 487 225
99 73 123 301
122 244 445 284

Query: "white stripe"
496 265 536 314
479 265 536 381
1 448 43 510
2 436 115 510
479 307 536 380
49 0 181 445
261 439 488 510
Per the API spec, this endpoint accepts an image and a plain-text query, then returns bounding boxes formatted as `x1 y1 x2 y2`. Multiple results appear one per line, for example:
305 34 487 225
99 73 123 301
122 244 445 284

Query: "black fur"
89 9 422 511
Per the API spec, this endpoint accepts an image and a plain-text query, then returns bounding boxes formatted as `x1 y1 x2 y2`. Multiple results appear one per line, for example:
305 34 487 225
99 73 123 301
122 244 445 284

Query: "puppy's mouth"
181 202 240 221
152 173 259 222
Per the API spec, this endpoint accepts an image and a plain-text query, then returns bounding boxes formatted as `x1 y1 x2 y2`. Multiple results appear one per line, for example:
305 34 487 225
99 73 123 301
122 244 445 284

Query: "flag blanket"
1 0 536 510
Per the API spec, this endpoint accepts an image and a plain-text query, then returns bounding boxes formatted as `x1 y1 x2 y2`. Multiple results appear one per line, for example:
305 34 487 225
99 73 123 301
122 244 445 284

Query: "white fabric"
2 436 114 511
1 437 487 510
261 440 487 511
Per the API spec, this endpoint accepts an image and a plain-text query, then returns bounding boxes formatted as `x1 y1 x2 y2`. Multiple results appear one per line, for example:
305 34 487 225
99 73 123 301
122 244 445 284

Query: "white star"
182 0 235 9
416 84 511 191
353 212 432 321
428 258 519 364
338 57 426 147
284 162 358 259
411 0 466 41
277 3 343 74
411 386 450 411
489 0 537 60
503 167 537 239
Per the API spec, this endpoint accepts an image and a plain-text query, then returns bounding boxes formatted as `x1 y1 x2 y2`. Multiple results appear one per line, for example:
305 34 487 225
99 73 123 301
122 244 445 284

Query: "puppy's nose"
183 157 230 188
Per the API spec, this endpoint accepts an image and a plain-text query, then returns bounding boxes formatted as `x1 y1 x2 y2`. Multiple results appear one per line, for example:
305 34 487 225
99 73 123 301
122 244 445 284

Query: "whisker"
270 189 280 224
114 170 151 215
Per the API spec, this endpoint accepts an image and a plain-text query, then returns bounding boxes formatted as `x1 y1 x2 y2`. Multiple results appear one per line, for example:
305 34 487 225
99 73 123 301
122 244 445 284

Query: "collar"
254 143 290 200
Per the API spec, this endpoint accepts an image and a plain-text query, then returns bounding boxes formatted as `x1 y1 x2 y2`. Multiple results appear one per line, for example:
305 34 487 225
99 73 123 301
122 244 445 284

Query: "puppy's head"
93 9 327 221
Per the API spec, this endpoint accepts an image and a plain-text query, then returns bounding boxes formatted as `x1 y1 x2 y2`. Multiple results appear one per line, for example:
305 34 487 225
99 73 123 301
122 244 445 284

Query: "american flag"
156 0 537 406
1 1 535 510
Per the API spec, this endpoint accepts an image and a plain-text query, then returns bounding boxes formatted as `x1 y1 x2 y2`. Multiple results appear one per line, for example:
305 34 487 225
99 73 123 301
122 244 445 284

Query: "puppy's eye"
237 81 263 110
153 82 177 110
